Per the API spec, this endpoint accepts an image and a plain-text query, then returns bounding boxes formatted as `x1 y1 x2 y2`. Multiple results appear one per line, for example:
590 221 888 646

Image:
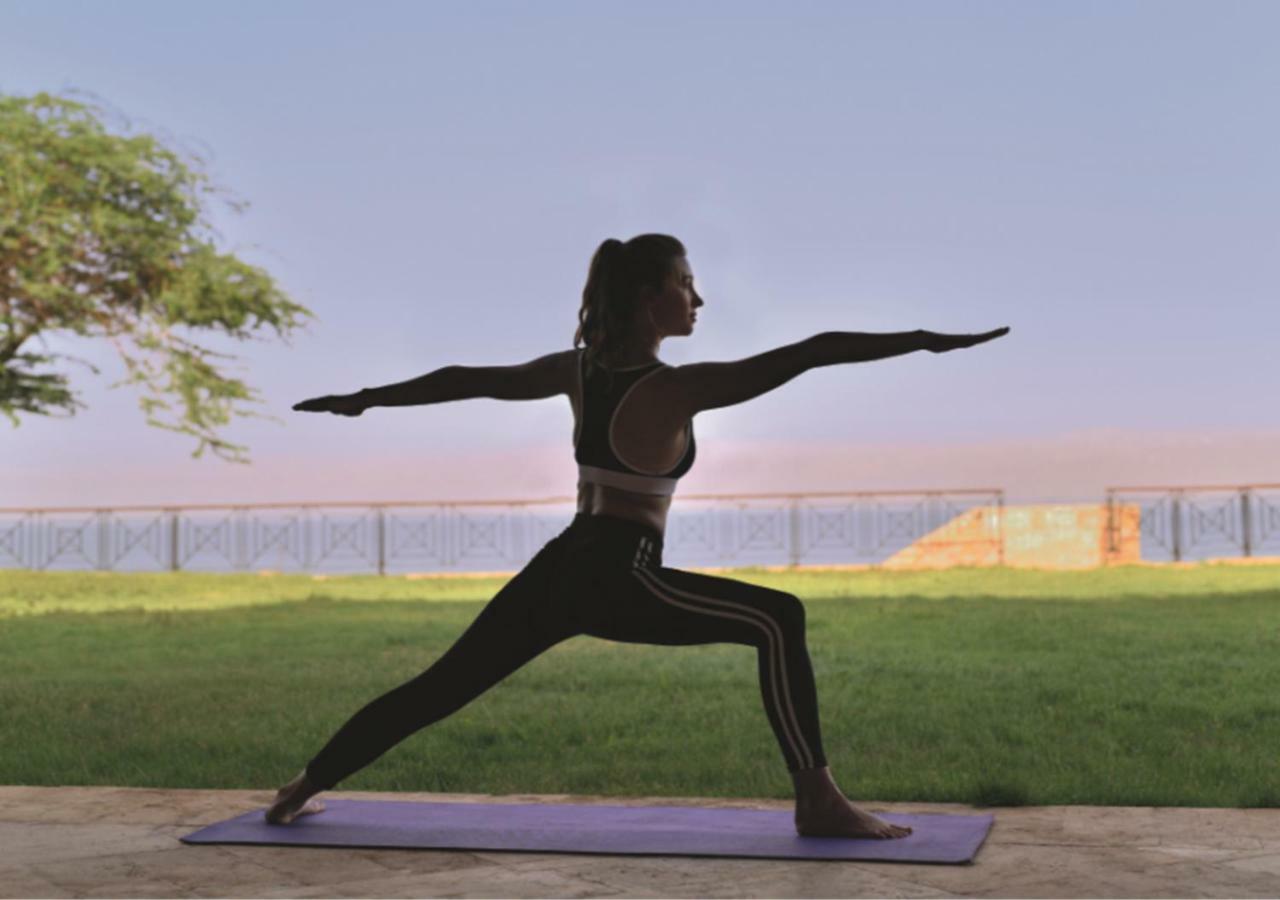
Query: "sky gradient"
3 0 1278 507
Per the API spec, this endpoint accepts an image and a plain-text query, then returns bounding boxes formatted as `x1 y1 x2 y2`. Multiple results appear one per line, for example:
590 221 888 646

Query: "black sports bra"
573 350 696 497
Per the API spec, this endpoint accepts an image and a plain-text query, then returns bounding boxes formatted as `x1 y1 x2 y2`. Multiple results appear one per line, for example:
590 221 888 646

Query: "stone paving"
1 786 1278 898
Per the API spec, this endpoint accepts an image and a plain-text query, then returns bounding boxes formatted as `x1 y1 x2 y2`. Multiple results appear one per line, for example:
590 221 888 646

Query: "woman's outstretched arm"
671 327 1010 415
293 350 575 416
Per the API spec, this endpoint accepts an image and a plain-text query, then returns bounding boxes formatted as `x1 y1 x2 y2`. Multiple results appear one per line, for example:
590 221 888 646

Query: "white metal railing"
1105 483 1280 562
0 489 1004 574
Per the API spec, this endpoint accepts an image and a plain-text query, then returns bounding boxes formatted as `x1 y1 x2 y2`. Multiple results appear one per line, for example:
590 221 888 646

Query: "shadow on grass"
972 781 1033 808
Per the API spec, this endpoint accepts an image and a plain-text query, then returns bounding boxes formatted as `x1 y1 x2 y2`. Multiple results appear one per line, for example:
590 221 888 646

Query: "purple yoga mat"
180 799 993 864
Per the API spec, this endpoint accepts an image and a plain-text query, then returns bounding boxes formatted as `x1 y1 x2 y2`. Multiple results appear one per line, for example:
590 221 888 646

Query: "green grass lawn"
2 564 1278 808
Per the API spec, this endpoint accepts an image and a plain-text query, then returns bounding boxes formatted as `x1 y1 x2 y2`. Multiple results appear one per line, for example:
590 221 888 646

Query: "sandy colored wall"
882 504 1141 570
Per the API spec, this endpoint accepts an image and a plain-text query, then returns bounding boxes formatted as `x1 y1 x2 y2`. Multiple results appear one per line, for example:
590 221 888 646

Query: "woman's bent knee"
758 590 805 632
781 592 807 629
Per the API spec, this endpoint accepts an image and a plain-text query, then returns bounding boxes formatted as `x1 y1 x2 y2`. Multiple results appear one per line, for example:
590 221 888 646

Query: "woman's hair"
574 233 686 380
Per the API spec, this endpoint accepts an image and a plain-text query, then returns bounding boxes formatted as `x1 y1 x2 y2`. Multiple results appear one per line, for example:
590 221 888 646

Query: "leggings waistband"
569 512 664 551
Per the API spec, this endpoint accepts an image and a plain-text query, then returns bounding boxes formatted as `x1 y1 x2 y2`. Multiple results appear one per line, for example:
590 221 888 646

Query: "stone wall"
881 503 1141 570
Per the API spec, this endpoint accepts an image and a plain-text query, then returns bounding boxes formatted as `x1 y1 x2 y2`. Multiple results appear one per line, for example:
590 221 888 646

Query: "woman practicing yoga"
270 233 1009 838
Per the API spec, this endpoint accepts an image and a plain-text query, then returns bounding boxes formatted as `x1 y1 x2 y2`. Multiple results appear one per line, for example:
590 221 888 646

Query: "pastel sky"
3 0 1278 508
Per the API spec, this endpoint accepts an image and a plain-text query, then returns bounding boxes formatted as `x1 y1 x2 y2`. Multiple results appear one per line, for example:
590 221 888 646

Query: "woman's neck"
601 352 659 369
603 334 662 369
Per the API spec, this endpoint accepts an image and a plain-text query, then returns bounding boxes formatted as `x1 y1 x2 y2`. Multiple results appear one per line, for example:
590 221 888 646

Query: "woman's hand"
292 392 368 416
923 327 1010 353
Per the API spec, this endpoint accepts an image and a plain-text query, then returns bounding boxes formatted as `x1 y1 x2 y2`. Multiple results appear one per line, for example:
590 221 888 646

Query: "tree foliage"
0 91 314 462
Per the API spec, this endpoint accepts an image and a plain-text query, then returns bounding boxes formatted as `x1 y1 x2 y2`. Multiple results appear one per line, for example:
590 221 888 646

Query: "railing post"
722 503 737 565
234 507 247 571
1170 491 1183 562
1104 490 1116 565
169 510 180 572
1241 488 1253 558
788 496 802 567
442 505 453 570
36 511 46 571
996 492 1006 566
302 507 312 572
97 510 110 571
376 506 386 576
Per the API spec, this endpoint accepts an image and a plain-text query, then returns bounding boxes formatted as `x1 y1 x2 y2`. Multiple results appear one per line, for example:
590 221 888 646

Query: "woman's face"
645 256 704 338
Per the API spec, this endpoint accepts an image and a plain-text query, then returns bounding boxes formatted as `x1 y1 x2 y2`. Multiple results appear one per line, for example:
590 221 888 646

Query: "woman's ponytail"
574 233 685 385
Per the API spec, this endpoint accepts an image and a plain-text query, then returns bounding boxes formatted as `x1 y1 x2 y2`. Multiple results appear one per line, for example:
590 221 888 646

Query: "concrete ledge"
1 785 1277 898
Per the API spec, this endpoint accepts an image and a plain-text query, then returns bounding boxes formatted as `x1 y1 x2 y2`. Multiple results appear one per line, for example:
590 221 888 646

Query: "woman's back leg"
303 546 578 791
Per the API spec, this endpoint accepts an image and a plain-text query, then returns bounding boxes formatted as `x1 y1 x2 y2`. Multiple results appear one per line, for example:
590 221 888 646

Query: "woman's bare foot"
795 796 913 839
264 770 326 825
792 765 912 839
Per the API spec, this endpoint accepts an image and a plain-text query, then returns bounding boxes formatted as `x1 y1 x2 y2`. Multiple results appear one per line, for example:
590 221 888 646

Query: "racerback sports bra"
574 349 696 497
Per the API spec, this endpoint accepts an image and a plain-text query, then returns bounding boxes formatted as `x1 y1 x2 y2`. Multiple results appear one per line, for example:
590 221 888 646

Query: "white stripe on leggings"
630 564 814 770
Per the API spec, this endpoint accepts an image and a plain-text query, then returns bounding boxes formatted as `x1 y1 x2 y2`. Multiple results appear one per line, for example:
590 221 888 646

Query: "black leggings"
304 512 828 790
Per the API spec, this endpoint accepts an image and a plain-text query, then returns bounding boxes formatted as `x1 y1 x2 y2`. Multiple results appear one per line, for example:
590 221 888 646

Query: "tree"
0 91 314 462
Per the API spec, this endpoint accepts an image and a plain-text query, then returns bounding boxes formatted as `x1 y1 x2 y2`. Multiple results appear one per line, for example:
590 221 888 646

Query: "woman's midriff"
572 367 688 537
576 481 671 536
